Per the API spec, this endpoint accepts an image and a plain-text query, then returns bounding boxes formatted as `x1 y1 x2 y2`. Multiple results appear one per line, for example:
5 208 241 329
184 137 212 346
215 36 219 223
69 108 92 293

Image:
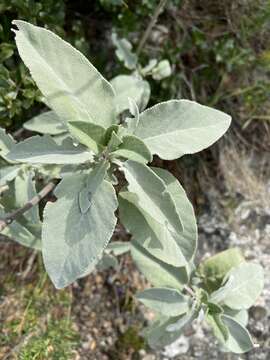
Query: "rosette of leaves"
0 20 263 354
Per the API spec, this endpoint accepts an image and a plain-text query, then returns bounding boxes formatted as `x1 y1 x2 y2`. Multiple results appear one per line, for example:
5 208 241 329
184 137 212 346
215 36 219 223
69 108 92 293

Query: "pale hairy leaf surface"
42 173 118 288
6 135 93 164
119 192 187 266
221 315 254 353
152 168 197 261
111 34 137 70
23 111 67 135
131 240 188 290
14 168 40 224
67 121 106 154
207 313 229 342
111 135 152 164
152 60 172 80
13 20 116 128
0 165 21 186
110 75 150 114
210 263 264 310
119 161 190 266
136 287 189 317
134 100 231 160
198 247 245 292
143 315 187 349
223 307 248 327
0 127 16 160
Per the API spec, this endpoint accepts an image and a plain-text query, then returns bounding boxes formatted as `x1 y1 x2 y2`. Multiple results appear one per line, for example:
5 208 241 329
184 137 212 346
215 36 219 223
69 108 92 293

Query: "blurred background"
0 1 270 359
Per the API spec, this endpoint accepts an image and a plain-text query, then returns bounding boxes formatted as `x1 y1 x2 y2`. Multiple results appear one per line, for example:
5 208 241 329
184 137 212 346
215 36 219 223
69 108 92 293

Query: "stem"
136 0 168 57
0 181 55 232
184 285 196 298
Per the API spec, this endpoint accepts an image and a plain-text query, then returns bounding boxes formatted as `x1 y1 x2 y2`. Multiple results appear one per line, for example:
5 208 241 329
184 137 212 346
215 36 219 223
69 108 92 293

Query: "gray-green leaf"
134 100 231 160
131 240 188 290
6 135 93 164
110 75 150 114
136 287 189 317
221 315 254 353
67 121 106 154
23 111 67 135
13 20 116 128
112 34 137 70
210 263 264 310
111 135 152 164
42 173 118 288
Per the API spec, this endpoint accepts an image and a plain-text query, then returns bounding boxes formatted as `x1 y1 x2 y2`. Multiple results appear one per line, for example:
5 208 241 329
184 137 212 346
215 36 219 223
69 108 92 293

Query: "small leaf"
111 135 152 164
131 240 188 290
198 248 245 292
23 111 67 135
152 60 172 80
42 173 118 288
6 135 93 164
67 121 106 154
112 33 137 70
136 287 189 317
13 20 116 128
210 263 264 310
110 75 150 114
134 100 231 160
0 165 21 186
0 127 16 159
207 313 229 342
221 315 254 353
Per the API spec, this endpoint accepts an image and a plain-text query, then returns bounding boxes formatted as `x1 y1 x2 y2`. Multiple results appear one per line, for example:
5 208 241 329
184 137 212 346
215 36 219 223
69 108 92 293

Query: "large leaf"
6 135 93 164
111 135 152 164
221 315 254 353
67 121 106 154
210 263 264 310
110 75 150 114
136 287 189 317
198 248 245 292
130 240 188 290
23 111 67 135
13 20 116 128
134 100 231 160
42 172 118 288
119 161 189 267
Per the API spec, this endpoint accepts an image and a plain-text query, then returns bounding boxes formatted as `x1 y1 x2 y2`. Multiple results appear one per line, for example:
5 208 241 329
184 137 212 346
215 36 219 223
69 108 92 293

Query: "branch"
0 182 55 232
136 0 168 57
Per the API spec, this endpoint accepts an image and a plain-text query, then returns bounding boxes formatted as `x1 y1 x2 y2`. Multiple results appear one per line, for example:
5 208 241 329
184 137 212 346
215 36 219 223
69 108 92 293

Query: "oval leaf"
134 100 231 160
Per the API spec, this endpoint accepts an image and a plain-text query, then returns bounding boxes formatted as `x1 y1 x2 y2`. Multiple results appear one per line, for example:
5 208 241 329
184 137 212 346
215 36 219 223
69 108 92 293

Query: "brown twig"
0 182 55 232
136 0 168 57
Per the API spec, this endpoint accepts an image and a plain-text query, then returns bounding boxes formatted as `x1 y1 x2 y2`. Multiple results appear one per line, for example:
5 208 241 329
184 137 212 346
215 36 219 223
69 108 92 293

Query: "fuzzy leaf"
13 20 116 128
106 241 131 256
119 161 189 267
131 240 188 290
136 287 189 317
221 315 254 353
42 173 118 288
111 135 152 164
0 127 16 160
0 165 21 186
112 34 137 70
134 100 231 160
6 135 93 164
110 75 150 114
210 263 264 309
67 121 106 154
23 111 67 135
198 248 245 292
